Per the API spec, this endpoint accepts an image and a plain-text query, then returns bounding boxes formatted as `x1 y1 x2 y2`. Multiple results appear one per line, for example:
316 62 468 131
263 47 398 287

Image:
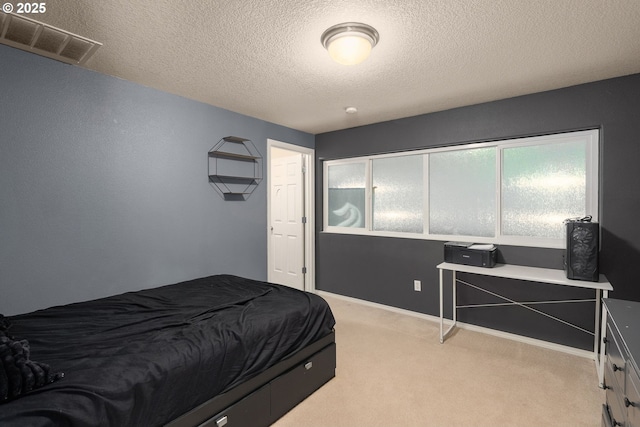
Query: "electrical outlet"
414 280 421 291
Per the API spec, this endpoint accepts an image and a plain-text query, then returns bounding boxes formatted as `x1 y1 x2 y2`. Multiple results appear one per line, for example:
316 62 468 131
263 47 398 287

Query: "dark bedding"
0 275 335 427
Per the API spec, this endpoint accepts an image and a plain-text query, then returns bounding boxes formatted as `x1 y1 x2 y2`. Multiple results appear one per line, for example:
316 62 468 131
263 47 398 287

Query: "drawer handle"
305 361 313 370
625 397 637 408
216 415 228 427
612 363 624 372
606 404 623 427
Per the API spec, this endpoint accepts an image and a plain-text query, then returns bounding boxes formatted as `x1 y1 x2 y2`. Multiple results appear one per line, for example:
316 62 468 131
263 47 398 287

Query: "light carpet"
273 294 604 427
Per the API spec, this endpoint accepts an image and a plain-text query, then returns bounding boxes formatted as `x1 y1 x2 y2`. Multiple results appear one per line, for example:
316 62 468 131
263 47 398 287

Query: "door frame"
267 139 315 292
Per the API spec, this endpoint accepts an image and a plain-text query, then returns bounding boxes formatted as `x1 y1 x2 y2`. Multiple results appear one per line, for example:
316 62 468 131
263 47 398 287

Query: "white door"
269 151 304 290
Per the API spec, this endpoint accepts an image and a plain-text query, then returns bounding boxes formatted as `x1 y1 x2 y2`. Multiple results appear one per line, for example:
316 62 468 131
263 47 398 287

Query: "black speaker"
564 219 599 281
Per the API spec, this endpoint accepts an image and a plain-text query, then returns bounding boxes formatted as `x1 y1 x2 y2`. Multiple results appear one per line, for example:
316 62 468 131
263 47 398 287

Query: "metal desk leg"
597 290 608 388
439 268 444 343
594 289 601 359
440 269 457 343
452 271 457 326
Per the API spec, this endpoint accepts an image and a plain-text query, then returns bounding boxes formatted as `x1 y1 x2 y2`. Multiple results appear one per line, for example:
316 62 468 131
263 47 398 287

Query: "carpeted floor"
273 294 604 427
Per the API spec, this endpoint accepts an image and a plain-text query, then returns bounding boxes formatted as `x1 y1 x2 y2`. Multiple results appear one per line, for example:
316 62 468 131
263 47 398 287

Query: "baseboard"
317 290 595 360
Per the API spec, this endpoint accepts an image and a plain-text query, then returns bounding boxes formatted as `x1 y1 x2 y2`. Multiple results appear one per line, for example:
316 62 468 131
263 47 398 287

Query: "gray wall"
315 73 640 350
0 45 314 315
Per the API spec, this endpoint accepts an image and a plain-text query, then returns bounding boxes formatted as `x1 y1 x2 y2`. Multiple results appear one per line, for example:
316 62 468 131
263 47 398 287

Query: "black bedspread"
0 275 335 427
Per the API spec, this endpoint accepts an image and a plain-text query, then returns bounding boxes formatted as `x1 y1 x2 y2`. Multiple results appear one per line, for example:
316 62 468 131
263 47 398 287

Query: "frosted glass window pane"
429 148 496 237
327 163 365 228
502 141 587 239
372 155 423 233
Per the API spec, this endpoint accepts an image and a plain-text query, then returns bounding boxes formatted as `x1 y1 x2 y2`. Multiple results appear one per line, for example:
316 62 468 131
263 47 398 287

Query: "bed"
0 274 336 427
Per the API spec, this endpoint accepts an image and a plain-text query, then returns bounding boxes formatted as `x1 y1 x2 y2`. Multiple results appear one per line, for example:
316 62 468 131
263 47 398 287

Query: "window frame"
322 129 599 249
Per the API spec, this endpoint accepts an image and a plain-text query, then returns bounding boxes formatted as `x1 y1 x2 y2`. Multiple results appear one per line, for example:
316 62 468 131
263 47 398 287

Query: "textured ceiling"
5 0 640 134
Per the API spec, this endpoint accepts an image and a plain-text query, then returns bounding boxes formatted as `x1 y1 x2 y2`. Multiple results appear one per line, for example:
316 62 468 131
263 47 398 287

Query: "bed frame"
166 331 336 427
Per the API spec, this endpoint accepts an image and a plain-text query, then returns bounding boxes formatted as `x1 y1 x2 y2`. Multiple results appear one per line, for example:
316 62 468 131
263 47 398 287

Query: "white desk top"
437 262 612 291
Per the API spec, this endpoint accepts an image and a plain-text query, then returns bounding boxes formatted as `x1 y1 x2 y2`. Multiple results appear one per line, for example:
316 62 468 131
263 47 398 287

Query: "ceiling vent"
0 12 101 65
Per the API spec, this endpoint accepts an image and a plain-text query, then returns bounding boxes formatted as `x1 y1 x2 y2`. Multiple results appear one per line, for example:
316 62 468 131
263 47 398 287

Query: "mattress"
0 275 335 426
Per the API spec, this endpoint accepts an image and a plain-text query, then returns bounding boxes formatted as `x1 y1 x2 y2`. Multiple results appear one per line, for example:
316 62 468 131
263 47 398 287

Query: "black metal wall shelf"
208 151 260 161
208 136 262 200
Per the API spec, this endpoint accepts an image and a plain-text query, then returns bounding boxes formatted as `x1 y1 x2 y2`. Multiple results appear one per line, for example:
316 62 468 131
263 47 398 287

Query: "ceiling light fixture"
321 22 379 66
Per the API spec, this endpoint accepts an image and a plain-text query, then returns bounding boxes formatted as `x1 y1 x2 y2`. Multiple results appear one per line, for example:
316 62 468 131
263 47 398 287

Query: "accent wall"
315 73 640 350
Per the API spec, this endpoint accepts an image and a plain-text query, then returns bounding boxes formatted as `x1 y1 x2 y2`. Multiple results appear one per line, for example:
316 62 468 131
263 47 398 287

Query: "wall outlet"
413 280 421 291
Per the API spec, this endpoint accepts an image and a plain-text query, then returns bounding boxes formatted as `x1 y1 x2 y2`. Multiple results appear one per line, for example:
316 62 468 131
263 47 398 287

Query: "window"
372 155 424 233
327 161 366 228
502 137 591 240
323 129 599 248
429 147 496 237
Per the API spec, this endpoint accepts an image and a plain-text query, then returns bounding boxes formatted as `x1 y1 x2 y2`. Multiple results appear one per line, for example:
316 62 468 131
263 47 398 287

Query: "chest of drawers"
603 299 640 427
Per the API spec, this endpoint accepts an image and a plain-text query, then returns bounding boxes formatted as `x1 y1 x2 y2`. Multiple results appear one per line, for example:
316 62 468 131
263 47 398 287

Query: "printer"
444 242 497 268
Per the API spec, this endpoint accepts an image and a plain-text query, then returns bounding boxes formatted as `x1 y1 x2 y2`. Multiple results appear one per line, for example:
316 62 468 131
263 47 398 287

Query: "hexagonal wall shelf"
208 136 263 200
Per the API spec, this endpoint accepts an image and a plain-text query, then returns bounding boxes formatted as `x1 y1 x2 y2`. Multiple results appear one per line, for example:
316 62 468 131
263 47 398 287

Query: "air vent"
0 12 101 65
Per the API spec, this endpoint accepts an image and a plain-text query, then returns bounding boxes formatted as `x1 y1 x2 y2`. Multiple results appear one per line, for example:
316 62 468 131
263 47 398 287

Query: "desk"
437 262 613 385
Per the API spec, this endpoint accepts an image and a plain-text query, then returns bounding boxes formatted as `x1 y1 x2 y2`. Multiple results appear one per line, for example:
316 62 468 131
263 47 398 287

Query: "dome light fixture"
321 22 379 65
